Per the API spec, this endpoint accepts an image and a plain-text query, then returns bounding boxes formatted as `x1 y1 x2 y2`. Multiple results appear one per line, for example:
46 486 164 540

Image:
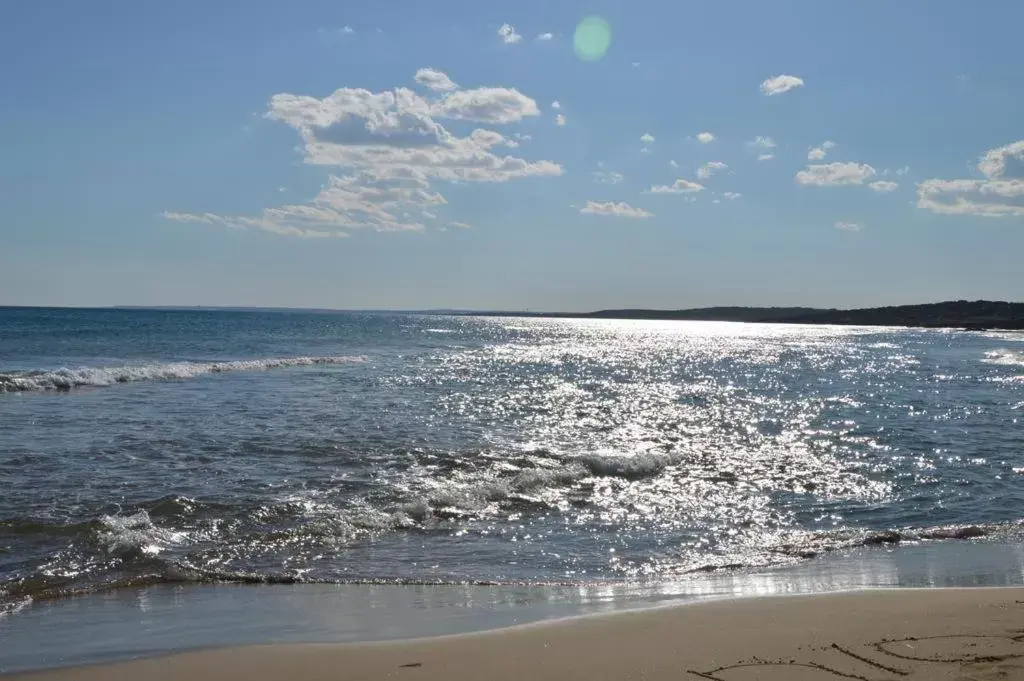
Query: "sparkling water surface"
1 307 1022 613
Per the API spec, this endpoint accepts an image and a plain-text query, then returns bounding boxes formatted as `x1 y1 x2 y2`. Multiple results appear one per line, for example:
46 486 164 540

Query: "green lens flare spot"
573 16 611 61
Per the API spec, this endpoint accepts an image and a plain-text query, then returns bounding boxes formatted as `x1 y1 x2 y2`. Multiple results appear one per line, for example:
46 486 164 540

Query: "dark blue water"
1 307 1023 615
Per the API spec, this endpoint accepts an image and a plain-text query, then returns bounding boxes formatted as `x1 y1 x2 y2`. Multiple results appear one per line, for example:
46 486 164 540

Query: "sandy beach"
8 587 1024 681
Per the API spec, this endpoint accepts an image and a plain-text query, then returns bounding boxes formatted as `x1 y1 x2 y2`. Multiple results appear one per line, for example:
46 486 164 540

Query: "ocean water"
2 307 1023 616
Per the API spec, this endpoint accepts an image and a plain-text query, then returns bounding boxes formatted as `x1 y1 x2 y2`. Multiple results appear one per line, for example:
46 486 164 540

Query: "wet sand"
8 587 1024 680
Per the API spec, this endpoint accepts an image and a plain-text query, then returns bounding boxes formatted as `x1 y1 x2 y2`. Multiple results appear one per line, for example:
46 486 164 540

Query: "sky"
1 0 1023 311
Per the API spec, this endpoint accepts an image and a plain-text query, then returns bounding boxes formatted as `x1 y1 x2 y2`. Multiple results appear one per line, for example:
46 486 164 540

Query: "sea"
1 307 1023 669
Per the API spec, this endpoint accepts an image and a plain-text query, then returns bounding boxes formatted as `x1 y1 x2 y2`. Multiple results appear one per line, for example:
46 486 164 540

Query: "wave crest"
0 356 365 393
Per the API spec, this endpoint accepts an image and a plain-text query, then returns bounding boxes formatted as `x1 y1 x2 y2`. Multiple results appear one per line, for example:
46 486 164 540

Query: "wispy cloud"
414 68 458 92
648 179 705 194
551 100 561 109
697 161 728 180
760 74 804 96
536 32 554 41
554 113 566 126
449 221 472 229
758 153 775 161
722 192 742 200
696 132 715 144
796 162 876 186
498 23 522 44
591 169 624 184
669 160 679 168
835 221 863 232
750 136 777 149
869 180 899 193
580 201 653 218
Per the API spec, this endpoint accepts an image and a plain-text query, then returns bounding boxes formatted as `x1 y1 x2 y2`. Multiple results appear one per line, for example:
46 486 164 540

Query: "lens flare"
574 16 611 61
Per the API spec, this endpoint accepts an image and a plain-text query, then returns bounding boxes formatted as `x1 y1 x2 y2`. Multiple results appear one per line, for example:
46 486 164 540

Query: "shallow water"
1 307 1023 611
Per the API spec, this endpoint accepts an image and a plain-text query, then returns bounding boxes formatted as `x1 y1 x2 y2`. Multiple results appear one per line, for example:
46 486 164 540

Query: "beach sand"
8 587 1024 680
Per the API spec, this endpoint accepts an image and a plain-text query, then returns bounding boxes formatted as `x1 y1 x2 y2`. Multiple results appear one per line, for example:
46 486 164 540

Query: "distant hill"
456 300 1024 330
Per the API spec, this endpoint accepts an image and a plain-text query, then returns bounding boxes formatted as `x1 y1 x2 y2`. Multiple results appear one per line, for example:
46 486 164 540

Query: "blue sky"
2 0 1023 311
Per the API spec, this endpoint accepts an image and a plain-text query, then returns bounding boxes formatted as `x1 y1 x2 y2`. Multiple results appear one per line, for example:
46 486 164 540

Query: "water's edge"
3 538 1023 674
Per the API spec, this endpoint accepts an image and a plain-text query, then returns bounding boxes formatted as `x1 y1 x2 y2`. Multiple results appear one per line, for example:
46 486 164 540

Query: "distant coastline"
2 300 1023 330
452 300 1024 331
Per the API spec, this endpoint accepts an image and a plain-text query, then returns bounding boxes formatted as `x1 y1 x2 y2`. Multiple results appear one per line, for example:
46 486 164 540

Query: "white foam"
0 356 365 392
983 349 1024 367
96 511 186 556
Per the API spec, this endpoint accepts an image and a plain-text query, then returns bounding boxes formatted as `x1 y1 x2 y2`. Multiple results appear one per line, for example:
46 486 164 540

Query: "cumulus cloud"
978 140 1024 179
916 141 1024 218
580 201 653 218
835 221 863 232
414 68 458 92
536 32 554 41
696 132 715 144
796 162 876 186
751 136 777 149
648 178 705 194
640 133 655 143
551 100 561 109
498 23 522 44
722 192 742 200
761 74 804 96
555 114 566 126
807 140 837 160
697 161 728 180
592 169 624 184
869 180 899 193
166 72 561 238
432 87 540 123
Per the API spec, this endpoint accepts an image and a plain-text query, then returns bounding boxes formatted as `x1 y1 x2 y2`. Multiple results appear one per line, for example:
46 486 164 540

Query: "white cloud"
591 170 624 184
758 153 775 161
278 186 287 193
916 141 1024 218
896 166 911 176
835 221 862 232
580 201 653 218
342 26 355 34
450 221 472 229
513 133 531 141
808 140 837 161
796 162 876 186
712 199 721 204
554 114 566 127
760 74 804 96
640 133 655 143
977 140 1024 179
432 87 540 123
722 192 742 200
869 180 899 193
414 68 458 92
498 23 522 44
751 136 777 149
697 161 728 179
669 160 679 168
167 73 561 238
551 100 561 109
917 178 1024 217
536 32 554 41
696 132 715 144
648 178 705 194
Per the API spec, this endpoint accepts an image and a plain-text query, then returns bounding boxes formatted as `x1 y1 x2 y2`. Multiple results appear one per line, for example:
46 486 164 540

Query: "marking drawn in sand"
688 632 1024 680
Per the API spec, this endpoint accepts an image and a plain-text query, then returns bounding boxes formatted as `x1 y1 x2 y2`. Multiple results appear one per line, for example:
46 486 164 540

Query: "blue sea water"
1 307 1023 616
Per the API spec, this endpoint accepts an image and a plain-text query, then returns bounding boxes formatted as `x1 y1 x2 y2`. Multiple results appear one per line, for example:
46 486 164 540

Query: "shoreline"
4 538 1024 674
7 587 1024 680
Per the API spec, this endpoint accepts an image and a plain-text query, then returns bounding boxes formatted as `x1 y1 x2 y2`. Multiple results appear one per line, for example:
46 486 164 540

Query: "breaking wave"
0 356 365 393
983 349 1024 367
